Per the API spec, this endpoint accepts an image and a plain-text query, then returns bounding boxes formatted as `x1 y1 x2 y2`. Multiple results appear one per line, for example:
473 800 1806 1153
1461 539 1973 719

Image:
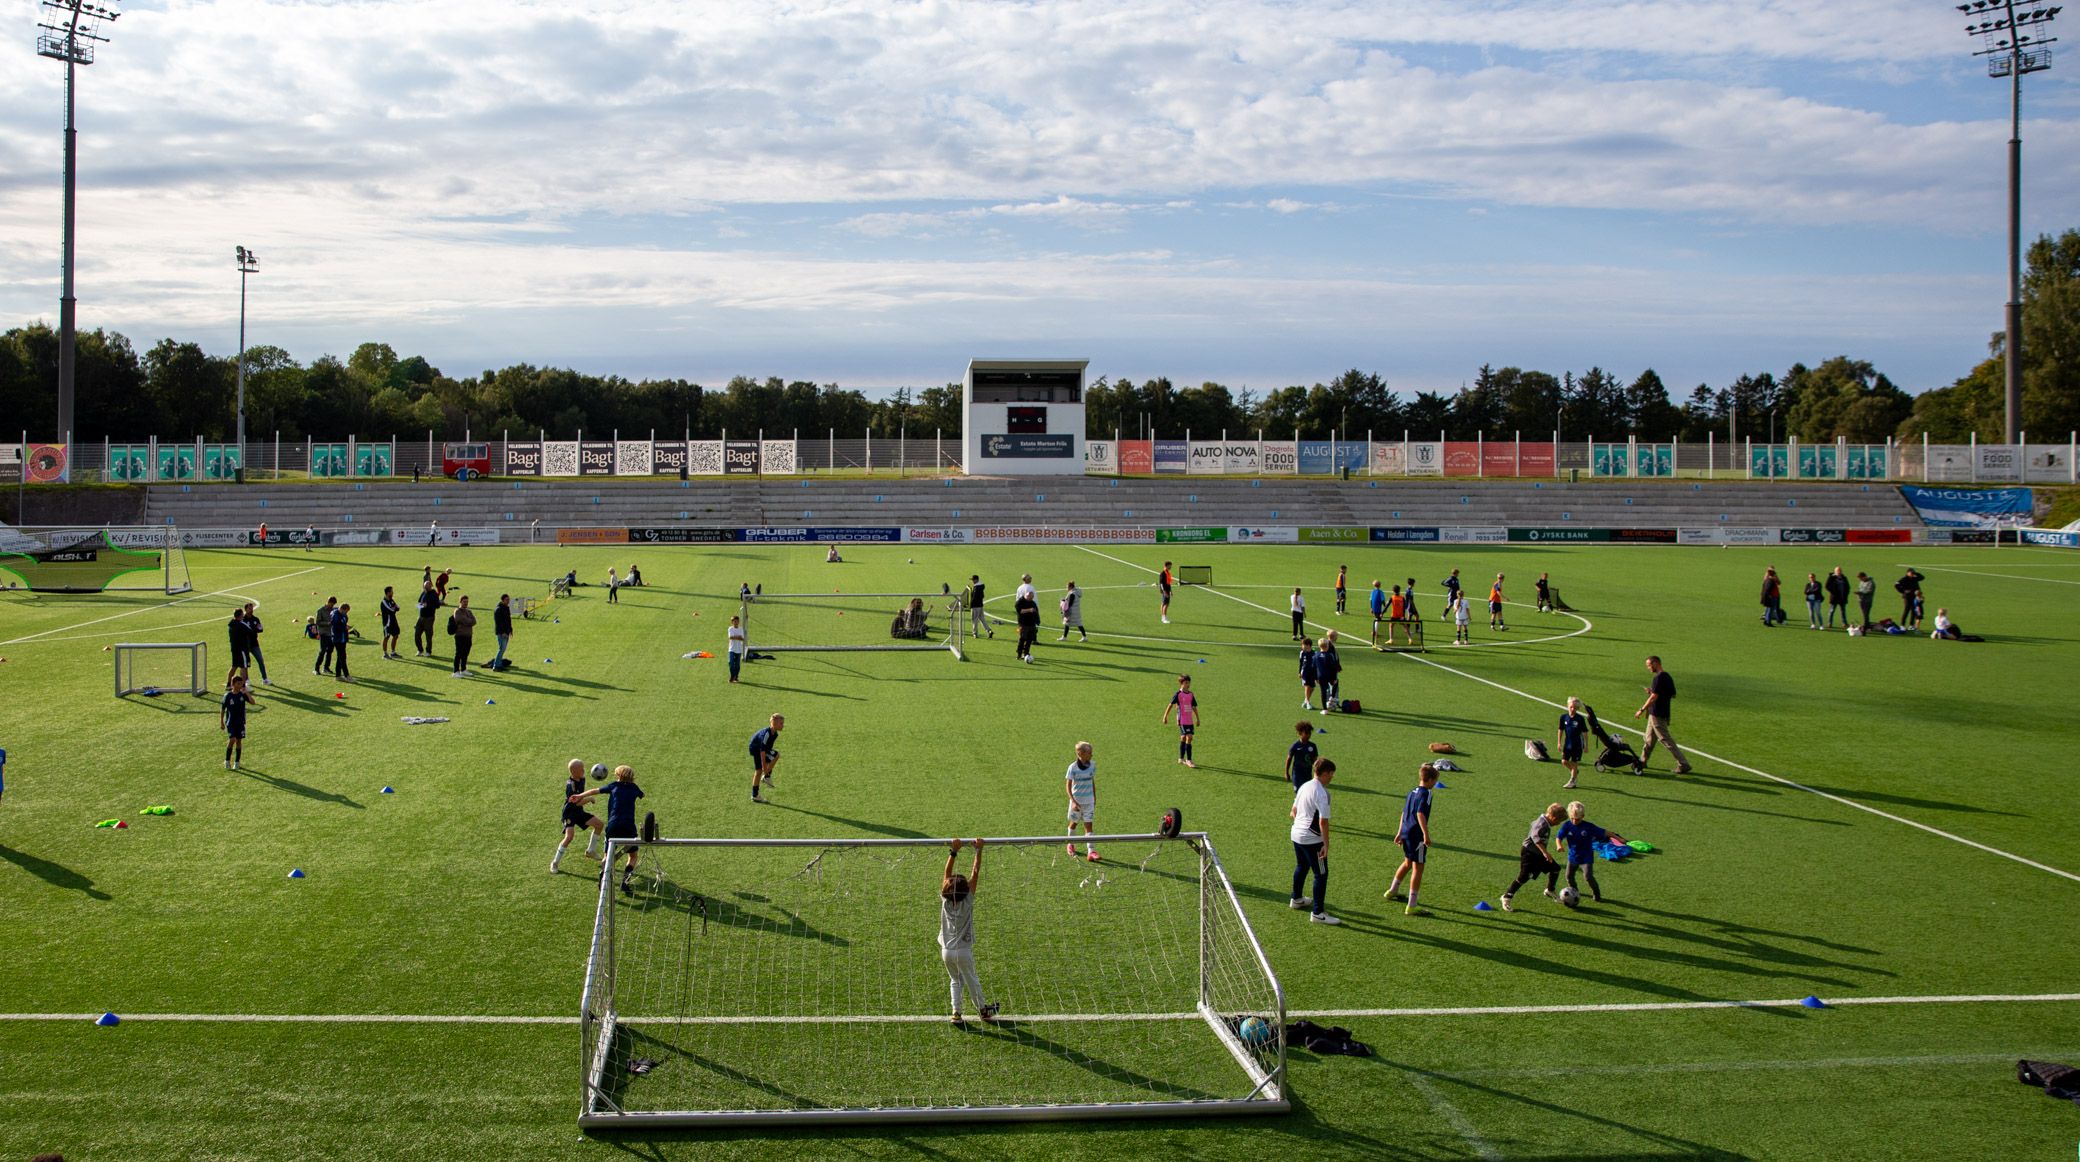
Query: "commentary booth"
962 359 1087 476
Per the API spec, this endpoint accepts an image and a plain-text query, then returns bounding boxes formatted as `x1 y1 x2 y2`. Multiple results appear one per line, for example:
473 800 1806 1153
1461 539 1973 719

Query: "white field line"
1073 545 2080 886
1409 1073 1504 1161
1446 1050 2080 1081
1902 564 2080 587
5 992 2076 1026
0 566 325 646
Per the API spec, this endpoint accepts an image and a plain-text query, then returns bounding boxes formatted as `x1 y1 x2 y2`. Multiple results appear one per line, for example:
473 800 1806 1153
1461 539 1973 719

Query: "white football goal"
0 525 191 595
739 591 965 659
578 832 1286 1127
115 642 208 697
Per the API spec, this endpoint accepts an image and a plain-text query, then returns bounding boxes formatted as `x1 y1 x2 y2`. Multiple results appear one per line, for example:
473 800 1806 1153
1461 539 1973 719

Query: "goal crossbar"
578 832 1286 1128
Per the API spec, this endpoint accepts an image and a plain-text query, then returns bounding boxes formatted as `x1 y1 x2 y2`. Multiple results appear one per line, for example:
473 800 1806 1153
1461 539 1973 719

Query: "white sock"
553 842 568 866
1388 875 1404 896
584 834 597 854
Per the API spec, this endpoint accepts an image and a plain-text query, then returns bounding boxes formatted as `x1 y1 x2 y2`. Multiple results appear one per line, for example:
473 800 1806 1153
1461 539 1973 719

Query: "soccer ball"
1238 1016 1274 1048
1559 886 1581 908
591 763 609 781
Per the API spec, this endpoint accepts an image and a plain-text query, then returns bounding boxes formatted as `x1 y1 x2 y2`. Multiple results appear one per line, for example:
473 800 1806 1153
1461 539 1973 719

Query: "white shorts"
1067 799 1094 824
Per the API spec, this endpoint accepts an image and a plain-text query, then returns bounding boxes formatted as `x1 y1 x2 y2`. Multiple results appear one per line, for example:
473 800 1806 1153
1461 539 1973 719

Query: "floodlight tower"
1959 0 2059 444
36 0 121 445
235 247 259 478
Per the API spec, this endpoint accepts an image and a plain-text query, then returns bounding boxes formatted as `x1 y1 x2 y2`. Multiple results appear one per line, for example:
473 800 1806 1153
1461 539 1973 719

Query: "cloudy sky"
2 0 2076 397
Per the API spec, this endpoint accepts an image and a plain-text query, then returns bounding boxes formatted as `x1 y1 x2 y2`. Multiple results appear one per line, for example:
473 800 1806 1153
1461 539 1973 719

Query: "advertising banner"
1439 526 1508 543
174 530 250 548
1153 440 1188 474
1227 526 1298 543
1898 485 2033 528
761 440 799 474
1778 528 1848 544
1224 442 1262 475
902 527 971 544
1927 529 1996 544
1335 442 1367 473
1371 526 1441 542
557 527 629 545
1845 528 1912 544
1117 440 1153 474
396 527 501 546
1518 442 1557 477
543 441 580 476
1636 444 1675 478
26 443 69 483
0 444 20 483
1608 528 1678 544
1084 440 1115 475
578 441 616 475
157 444 199 480
980 434 1073 459
322 529 387 547
2025 445 2074 483
1298 526 1366 543
2021 529 2080 548
1261 441 1298 475
1796 444 1838 480
1680 527 1776 545
1370 443 1406 475
107 444 149 482
1156 527 1227 543
355 441 394 477
505 442 543 476
1974 443 2021 483
615 440 654 477
202 444 242 481
1921 444 1972 482
1406 441 1444 476
651 441 687 475
1187 442 1225 475
739 527 903 543
1845 445 1887 480
1480 444 1518 477
1297 441 1334 475
966 527 1155 543
1678 528 1722 545
1592 445 1630 477
1509 527 1609 543
687 441 724 475
1748 445 1790 478
629 527 738 543
1443 442 1480 477
723 441 760 474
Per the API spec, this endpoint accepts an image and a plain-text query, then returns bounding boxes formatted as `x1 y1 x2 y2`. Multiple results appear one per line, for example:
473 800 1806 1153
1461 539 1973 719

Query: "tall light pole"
36 0 120 444
235 246 258 480
1959 0 2060 444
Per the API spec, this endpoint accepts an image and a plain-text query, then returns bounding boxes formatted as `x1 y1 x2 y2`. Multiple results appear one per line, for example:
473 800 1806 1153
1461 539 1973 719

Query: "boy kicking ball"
1385 762 1438 915
1064 741 1100 862
1500 803 1565 911
1161 675 1200 768
552 759 606 873
1555 800 1626 905
219 675 254 769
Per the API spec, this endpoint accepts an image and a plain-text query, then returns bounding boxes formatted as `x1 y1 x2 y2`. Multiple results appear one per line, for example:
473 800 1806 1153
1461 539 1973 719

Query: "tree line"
5 229 2075 447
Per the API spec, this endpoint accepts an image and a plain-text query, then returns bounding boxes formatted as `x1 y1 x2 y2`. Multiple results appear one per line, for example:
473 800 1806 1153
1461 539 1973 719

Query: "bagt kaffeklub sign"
981 434 1075 458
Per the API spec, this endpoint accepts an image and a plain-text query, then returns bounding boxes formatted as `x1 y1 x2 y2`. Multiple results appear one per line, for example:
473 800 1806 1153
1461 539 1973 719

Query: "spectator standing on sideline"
1801 572 1823 629
1896 569 1924 628
490 594 514 668
257 521 269 548
379 586 402 659
1158 562 1174 625
330 602 353 683
242 602 271 684
1633 655 1692 774
1334 566 1348 615
1289 587 1307 640
1058 581 1087 641
726 615 746 683
1386 763 1439 916
1288 758 1338 924
1013 589 1040 663
967 575 992 639
1759 567 1783 627
313 596 339 675
1855 571 1876 628
449 595 477 676
428 520 440 547
302 524 316 553
414 580 441 657
1825 567 1851 629
1284 720 1319 789
226 606 255 690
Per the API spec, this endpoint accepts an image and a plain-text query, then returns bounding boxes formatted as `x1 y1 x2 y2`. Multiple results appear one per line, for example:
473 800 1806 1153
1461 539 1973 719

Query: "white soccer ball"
1559 886 1580 908
591 763 609 781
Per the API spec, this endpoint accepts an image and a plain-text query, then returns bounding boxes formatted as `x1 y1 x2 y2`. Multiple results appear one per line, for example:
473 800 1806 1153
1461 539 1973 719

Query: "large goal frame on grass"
739 592 966 660
0 526 191 595
577 832 1286 1128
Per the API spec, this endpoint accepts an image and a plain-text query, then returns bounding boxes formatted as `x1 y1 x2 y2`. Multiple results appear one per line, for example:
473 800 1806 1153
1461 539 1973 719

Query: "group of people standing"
1761 565 1937 634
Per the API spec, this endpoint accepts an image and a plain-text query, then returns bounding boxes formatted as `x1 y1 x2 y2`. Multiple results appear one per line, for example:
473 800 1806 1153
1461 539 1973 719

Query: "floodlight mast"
36 0 120 448
1959 0 2059 444
235 247 258 480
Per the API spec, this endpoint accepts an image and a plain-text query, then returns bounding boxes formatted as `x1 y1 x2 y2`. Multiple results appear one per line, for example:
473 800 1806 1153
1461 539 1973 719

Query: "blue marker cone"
287 868 305 879
1198 658 1207 664
543 658 553 663
95 1011 120 1026
1800 995 1826 1009
485 698 496 705
1473 900 1494 912
380 786 394 794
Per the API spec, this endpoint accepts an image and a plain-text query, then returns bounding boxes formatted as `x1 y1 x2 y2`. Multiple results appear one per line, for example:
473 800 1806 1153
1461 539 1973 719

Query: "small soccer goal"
1175 565 1213 586
578 832 1286 1128
115 642 208 697
1372 617 1426 653
740 592 965 660
0 526 191 595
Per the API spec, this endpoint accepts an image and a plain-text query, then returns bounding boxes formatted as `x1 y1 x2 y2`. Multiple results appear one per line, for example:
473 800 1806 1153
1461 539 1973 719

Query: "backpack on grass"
1286 1020 1372 1057
1524 739 1550 762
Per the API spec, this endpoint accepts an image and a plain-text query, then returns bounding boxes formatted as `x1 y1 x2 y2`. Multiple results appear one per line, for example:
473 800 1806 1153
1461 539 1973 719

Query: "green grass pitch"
3 541 2078 1160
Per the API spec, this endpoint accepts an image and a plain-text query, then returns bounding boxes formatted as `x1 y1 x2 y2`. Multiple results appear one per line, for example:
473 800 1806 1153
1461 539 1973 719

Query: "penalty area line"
0 566 326 646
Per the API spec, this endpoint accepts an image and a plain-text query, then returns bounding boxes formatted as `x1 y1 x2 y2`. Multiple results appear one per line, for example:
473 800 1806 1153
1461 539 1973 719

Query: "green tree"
1624 369 1680 440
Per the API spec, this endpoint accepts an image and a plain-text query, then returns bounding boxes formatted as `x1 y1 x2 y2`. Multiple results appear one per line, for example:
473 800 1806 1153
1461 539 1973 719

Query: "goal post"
578 832 1286 1128
740 592 965 660
115 642 208 696
1175 565 1213 586
0 526 191 595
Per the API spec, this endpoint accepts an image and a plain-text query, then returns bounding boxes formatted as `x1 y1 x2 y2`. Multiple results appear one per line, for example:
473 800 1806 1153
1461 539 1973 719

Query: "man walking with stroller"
1633 655 1692 775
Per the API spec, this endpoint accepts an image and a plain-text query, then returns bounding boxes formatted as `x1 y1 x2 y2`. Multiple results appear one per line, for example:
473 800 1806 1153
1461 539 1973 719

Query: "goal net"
740 592 965 659
578 833 1286 1128
115 642 208 696
1175 565 1213 585
0 526 191 594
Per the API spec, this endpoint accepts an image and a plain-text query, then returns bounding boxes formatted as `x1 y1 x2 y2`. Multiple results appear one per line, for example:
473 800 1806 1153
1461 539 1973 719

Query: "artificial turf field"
2 540 2078 1161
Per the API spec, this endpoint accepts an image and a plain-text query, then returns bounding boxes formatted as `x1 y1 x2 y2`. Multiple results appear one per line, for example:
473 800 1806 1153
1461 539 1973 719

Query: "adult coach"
1287 757 1337 924
967 575 992 639
1825 567 1851 630
242 602 271 685
414 580 441 657
490 594 514 669
749 713 783 802
226 606 255 690
1633 655 1692 775
449 595 476 676
379 585 402 659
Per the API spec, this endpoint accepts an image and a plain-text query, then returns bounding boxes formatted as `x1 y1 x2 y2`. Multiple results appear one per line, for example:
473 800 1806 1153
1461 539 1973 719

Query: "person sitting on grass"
826 545 843 563
892 597 929 639
1930 607 1982 641
940 839 998 1026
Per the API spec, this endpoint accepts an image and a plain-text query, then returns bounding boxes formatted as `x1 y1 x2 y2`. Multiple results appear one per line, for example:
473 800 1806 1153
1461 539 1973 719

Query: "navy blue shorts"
1400 835 1427 864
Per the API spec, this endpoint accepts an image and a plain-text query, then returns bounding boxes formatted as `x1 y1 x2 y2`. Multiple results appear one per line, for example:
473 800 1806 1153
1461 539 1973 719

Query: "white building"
961 359 1088 476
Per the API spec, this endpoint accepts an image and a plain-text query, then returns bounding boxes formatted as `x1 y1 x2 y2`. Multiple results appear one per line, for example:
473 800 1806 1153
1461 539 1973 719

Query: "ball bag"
640 810 659 844
1159 807 1183 839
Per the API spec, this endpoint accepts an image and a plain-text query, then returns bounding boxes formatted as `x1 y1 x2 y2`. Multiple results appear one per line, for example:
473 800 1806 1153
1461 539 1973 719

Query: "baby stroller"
1585 704 1639 772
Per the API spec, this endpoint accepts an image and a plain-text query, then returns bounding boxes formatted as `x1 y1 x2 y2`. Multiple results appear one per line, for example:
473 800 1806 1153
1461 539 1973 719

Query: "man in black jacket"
1824 567 1851 629
414 581 441 657
1895 569 1923 629
489 594 515 669
226 608 255 689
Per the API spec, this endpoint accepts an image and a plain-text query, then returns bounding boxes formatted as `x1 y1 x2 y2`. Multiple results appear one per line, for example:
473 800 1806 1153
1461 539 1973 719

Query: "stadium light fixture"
1959 0 2058 444
235 246 259 480
36 0 121 446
